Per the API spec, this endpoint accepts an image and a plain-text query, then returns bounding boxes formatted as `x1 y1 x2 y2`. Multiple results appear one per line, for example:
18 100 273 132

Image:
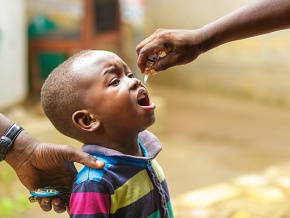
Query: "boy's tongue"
137 91 150 106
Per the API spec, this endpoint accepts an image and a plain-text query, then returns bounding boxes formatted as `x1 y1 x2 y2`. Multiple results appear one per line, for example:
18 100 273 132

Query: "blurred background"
1 0 290 217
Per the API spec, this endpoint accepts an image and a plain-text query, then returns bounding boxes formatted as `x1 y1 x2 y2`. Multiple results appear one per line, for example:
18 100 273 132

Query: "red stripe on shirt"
70 192 110 215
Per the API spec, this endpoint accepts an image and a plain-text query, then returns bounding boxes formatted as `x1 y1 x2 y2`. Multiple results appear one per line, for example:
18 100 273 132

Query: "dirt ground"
152 86 290 197
4 85 290 217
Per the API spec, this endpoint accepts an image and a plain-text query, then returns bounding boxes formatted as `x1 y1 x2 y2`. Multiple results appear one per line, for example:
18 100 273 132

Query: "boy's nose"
129 78 141 89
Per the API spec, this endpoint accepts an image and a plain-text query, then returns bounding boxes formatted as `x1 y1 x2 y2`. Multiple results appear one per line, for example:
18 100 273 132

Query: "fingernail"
96 160 104 165
53 201 60 206
149 69 157 75
144 70 150 76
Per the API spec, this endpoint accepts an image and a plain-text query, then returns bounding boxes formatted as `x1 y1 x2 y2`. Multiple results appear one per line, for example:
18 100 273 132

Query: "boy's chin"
138 115 155 132
145 117 156 129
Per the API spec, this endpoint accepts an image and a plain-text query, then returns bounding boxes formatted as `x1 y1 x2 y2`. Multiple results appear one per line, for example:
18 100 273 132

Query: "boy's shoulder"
74 155 118 185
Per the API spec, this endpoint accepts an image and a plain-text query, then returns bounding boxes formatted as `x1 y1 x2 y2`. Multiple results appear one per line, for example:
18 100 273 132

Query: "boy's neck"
85 132 143 157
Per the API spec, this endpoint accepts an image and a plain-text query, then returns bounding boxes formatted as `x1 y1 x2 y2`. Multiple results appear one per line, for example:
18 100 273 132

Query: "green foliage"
0 197 14 218
0 194 32 218
0 163 15 193
15 193 32 214
0 164 32 218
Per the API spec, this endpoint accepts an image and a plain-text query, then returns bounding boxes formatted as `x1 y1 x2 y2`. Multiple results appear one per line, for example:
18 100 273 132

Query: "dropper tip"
144 75 149 84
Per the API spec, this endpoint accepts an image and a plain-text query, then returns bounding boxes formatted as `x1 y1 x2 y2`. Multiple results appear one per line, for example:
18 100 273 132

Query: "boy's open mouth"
137 89 150 106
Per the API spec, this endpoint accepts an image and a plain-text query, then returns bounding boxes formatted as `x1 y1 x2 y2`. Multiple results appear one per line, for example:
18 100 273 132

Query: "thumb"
65 146 105 169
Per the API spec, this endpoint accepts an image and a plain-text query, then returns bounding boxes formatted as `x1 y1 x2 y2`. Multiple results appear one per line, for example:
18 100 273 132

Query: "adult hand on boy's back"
5 131 105 213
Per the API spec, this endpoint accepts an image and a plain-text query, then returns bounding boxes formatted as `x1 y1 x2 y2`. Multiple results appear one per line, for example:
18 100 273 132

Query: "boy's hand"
5 131 105 213
136 28 206 74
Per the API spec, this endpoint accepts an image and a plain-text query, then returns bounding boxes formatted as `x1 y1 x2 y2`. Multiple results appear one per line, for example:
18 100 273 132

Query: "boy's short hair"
41 50 90 140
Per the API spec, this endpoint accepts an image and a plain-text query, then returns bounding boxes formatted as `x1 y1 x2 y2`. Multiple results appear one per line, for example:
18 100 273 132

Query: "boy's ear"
72 110 101 132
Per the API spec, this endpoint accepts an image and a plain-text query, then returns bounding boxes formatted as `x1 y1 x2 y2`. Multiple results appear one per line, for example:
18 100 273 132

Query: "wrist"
199 24 219 54
0 124 23 161
5 130 38 169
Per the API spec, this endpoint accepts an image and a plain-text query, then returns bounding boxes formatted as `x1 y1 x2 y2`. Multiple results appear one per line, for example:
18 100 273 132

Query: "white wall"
0 0 27 110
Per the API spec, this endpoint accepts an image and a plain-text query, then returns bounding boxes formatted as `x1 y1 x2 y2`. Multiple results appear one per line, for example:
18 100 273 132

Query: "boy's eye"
127 73 135 78
110 78 120 86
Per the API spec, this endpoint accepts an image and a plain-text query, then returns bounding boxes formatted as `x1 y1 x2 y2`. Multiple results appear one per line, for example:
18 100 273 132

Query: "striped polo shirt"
70 130 174 218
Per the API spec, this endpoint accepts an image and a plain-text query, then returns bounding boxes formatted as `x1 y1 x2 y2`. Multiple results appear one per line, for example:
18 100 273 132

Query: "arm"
0 113 105 212
136 0 290 73
70 180 110 217
203 0 290 50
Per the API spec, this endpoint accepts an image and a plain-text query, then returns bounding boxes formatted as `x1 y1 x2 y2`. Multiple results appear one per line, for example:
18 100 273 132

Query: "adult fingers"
61 145 105 169
136 28 164 55
52 198 67 213
137 45 171 74
150 52 177 72
39 197 67 213
39 197 52 212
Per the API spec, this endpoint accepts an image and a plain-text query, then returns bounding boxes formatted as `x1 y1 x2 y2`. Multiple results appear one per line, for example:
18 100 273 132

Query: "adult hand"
136 0 290 75
5 130 105 213
136 28 207 74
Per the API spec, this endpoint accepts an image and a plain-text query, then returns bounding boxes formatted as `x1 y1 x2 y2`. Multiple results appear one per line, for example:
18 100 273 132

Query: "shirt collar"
82 130 162 161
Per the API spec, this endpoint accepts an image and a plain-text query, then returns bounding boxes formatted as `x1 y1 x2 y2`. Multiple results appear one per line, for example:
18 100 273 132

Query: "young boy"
41 50 174 218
